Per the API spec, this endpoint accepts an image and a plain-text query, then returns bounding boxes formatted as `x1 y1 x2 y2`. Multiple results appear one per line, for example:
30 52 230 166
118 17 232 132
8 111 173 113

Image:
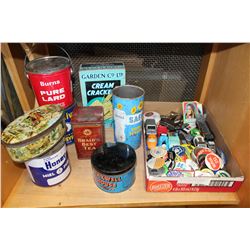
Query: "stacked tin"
1 104 71 187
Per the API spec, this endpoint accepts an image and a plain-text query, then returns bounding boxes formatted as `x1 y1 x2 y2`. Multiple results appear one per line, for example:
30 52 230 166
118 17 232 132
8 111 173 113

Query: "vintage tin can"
64 101 76 145
91 142 136 193
112 85 145 149
71 106 104 159
1 104 66 162
25 56 73 108
24 137 71 187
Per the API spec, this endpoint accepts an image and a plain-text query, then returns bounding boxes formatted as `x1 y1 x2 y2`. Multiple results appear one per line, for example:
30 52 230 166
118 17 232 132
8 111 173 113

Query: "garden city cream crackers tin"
79 63 126 128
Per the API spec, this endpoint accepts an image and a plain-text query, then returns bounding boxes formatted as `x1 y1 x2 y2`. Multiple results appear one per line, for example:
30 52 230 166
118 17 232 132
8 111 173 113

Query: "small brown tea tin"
71 106 104 159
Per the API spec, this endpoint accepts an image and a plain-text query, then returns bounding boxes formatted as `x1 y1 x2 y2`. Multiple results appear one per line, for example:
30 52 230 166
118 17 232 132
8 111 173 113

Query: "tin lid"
1 104 64 146
91 142 136 175
71 106 104 124
25 56 70 74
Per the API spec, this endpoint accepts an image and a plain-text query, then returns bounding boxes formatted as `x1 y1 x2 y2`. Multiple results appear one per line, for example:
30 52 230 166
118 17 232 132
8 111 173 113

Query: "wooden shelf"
3 128 239 208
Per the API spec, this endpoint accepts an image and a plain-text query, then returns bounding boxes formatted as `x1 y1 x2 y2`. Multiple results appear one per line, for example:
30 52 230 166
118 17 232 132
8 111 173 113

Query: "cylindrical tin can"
91 142 136 193
1 104 66 162
24 138 71 187
112 85 145 149
25 56 73 108
64 101 76 145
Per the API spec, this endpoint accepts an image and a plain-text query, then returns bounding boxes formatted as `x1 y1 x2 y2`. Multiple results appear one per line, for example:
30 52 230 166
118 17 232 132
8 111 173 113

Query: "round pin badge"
191 147 202 163
170 145 186 156
197 154 207 165
194 147 203 156
215 170 231 177
150 146 167 158
196 147 213 159
201 168 215 176
205 153 223 171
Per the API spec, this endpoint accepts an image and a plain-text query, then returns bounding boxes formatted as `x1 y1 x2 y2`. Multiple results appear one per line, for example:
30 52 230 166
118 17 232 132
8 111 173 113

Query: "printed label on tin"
114 109 126 142
25 145 70 186
93 167 135 193
114 109 143 145
73 126 103 158
28 68 73 108
125 112 143 125
64 103 76 145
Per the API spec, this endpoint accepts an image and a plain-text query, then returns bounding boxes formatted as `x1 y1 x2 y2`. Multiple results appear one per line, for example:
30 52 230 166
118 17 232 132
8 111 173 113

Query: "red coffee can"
25 56 73 108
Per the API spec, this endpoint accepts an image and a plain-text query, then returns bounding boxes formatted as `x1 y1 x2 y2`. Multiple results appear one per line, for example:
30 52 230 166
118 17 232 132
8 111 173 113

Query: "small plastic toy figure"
147 134 157 149
145 119 157 135
157 134 169 150
157 125 168 137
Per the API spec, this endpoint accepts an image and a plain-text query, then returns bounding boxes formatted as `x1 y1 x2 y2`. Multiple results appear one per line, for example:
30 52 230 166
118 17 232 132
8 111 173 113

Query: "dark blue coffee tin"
64 101 76 145
91 142 136 193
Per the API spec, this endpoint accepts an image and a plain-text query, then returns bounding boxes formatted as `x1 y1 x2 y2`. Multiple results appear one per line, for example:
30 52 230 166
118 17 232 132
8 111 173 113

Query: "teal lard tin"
112 85 145 149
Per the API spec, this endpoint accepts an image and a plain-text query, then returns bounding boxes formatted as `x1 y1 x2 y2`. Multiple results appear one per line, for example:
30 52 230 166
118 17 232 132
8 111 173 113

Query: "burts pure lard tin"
112 85 145 149
25 56 73 108
91 142 136 193
64 101 76 145
24 138 71 187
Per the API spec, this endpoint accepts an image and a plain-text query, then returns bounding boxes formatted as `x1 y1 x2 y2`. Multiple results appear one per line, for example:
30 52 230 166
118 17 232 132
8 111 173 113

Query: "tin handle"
56 45 74 74
24 44 74 78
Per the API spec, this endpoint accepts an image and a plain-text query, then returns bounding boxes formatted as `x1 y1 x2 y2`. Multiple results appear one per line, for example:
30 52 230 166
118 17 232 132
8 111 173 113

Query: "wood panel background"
202 43 250 207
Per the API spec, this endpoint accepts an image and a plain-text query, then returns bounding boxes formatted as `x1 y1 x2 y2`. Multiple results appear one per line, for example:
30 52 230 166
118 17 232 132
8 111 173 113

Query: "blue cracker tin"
112 85 145 149
91 142 136 193
64 101 76 145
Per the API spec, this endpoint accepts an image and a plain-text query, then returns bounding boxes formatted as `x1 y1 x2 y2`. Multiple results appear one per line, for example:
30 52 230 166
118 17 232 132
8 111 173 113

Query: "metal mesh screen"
54 43 206 103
